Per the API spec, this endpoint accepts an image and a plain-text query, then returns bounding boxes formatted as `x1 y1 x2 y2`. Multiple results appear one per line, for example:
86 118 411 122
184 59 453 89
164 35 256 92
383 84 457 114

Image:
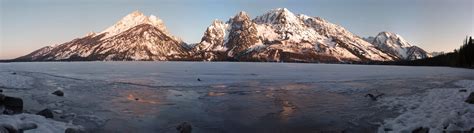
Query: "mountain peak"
365 31 428 60
128 10 145 17
253 8 298 24
100 10 168 39
374 31 411 47
232 11 251 21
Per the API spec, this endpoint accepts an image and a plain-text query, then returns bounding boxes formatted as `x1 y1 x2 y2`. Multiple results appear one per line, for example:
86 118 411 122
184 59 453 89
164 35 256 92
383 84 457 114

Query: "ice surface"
0 71 34 89
0 62 473 132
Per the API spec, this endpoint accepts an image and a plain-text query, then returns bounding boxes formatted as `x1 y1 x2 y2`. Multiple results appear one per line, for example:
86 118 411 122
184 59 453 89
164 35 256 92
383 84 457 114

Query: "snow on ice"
378 80 474 132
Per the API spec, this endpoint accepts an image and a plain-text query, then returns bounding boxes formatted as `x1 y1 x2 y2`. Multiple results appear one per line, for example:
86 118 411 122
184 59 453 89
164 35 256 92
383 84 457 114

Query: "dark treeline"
378 36 474 68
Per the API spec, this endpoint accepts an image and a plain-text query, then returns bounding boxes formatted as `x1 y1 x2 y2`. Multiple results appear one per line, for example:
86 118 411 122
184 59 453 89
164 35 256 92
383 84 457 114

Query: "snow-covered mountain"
17 11 190 61
192 8 396 62
364 32 429 60
17 8 428 62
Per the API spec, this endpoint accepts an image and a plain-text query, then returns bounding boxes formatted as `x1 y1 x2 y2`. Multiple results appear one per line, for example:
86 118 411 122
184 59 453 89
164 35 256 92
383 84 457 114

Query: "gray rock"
412 127 429 133
466 92 474 104
36 109 54 118
0 94 5 101
0 123 37 133
0 124 18 133
176 122 192 133
52 90 64 97
65 127 86 133
365 93 384 101
459 89 467 92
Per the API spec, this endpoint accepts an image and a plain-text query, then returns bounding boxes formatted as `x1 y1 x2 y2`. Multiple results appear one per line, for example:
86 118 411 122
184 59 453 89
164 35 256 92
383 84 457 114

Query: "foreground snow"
0 113 78 133
378 80 474 132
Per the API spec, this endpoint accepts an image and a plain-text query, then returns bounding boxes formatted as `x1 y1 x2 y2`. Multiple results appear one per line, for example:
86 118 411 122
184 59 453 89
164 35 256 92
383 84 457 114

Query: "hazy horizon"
1 0 473 59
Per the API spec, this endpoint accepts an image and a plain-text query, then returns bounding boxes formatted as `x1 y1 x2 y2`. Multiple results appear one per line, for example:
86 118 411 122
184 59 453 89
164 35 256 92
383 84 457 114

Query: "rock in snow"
52 90 64 97
16 8 428 63
36 109 54 119
465 92 474 104
176 122 192 133
1 95 23 114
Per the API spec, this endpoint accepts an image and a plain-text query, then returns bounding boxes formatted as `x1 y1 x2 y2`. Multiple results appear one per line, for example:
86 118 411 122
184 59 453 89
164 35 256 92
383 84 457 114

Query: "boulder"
1 96 23 114
0 124 18 133
0 123 37 133
465 92 474 104
52 90 64 97
36 109 54 118
176 122 192 133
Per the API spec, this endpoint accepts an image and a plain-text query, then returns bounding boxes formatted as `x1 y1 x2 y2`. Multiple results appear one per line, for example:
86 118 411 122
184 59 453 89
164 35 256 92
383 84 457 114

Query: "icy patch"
377 80 474 132
0 72 34 89
0 114 79 133
454 80 474 88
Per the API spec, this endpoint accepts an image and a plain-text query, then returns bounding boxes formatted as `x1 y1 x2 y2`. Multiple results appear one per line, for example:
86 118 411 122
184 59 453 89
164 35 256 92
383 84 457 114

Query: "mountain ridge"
15 8 429 63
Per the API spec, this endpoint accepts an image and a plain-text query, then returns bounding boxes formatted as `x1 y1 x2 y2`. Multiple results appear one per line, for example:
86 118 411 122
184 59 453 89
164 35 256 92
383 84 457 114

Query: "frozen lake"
1 62 473 132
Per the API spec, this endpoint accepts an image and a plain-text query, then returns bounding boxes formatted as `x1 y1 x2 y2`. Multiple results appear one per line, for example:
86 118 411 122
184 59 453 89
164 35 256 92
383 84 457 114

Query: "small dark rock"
176 122 192 133
0 94 5 101
135 98 139 101
197 78 201 81
36 109 54 118
65 127 86 133
52 90 64 97
1 96 23 114
459 89 467 92
11 72 16 75
412 127 429 133
384 128 393 131
0 89 3 93
365 93 384 101
466 92 474 104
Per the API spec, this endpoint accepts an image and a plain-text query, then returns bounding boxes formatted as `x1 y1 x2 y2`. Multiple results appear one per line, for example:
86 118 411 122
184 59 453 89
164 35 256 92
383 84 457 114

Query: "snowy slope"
16 11 189 61
364 32 429 60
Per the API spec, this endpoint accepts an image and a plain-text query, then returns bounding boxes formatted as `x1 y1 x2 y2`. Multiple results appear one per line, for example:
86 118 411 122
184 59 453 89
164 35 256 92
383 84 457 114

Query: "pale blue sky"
1 0 473 59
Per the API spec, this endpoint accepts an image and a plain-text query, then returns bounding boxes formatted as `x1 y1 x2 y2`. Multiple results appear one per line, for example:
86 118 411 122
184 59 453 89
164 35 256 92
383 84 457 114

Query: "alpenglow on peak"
100 10 169 39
